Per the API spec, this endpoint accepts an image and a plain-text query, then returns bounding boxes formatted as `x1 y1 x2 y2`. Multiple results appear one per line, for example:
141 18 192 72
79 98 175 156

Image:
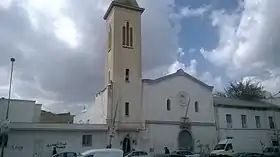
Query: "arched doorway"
177 130 193 151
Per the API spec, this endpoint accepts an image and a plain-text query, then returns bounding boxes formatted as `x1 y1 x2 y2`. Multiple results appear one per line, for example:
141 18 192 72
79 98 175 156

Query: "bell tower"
104 0 144 129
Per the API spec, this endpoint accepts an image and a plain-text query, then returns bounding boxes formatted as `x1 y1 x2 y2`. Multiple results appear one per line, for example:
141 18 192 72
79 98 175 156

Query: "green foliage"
215 79 265 101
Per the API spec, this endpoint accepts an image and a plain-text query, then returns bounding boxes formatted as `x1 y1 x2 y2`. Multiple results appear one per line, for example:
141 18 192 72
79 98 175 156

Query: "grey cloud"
0 0 180 113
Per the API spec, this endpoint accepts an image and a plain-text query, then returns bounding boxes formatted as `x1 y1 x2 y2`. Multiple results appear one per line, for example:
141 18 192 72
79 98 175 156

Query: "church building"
3 1 279 157
75 0 217 153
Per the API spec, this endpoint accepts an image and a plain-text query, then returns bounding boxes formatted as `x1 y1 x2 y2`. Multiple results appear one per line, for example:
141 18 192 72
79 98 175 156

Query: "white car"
172 150 200 157
52 151 79 157
80 149 123 157
125 151 149 157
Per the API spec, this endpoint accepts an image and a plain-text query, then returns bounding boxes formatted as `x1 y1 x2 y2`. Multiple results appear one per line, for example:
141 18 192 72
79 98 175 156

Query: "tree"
215 79 265 101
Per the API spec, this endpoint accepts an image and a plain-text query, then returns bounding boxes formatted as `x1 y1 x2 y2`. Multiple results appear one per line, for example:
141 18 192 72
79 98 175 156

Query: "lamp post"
1 57 15 157
6 57 15 119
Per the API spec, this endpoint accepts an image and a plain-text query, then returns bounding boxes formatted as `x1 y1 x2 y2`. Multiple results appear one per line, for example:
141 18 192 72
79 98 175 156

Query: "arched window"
108 25 112 51
194 101 199 112
167 99 171 111
122 21 133 48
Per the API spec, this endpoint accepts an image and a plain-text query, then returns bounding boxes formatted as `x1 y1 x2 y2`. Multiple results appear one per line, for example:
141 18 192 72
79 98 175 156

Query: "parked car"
52 151 80 157
262 146 280 157
80 149 123 157
172 150 200 157
125 151 149 157
232 152 265 157
153 153 185 157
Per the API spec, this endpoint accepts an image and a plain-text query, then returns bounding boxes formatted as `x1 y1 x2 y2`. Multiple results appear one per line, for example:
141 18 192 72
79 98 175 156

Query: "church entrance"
177 130 193 151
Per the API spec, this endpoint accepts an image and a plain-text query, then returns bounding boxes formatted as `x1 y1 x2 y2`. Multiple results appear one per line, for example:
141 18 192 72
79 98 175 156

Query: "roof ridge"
143 69 213 90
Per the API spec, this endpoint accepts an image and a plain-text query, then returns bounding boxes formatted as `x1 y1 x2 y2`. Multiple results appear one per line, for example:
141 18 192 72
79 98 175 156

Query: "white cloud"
201 72 223 91
180 5 211 18
201 0 280 92
167 57 223 92
171 5 211 20
243 69 280 93
53 17 80 48
0 0 12 9
177 47 185 57
23 0 79 47
168 59 197 76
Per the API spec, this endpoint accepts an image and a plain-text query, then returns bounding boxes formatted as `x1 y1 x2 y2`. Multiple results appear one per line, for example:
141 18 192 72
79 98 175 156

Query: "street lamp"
0 57 15 157
6 57 15 119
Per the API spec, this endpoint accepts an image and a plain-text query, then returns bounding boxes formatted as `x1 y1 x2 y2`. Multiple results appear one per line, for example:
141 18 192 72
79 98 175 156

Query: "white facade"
214 97 280 152
142 70 215 123
0 98 41 123
4 123 144 157
142 69 217 153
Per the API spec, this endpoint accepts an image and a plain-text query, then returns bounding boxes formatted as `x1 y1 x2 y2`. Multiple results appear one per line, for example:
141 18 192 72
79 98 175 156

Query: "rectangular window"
269 116 275 129
255 116 261 128
194 101 199 112
167 99 171 111
125 69 129 82
125 102 129 116
108 71 111 83
122 26 126 46
82 135 92 147
226 114 232 128
108 26 112 51
130 27 133 47
241 115 247 128
126 22 129 46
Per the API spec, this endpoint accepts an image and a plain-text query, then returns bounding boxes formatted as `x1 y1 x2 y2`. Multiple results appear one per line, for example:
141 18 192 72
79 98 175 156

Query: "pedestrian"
164 146 170 154
52 147 57 155
106 144 112 149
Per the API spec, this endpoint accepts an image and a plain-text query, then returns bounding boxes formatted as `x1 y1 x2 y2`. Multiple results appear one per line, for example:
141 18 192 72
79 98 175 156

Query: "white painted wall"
143 75 215 123
215 106 280 151
106 5 143 129
2 130 108 157
74 89 108 124
216 107 280 131
33 104 42 122
2 122 143 157
140 124 217 154
218 129 272 153
0 99 41 122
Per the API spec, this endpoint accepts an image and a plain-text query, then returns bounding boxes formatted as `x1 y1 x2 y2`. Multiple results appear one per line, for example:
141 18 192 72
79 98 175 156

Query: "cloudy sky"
0 0 280 114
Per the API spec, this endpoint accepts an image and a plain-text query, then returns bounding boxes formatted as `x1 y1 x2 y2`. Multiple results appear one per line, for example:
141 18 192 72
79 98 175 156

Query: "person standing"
52 147 57 155
164 147 170 154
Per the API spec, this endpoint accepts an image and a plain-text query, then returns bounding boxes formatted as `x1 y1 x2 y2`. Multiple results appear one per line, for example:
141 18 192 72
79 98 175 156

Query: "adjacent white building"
214 97 280 151
0 97 41 123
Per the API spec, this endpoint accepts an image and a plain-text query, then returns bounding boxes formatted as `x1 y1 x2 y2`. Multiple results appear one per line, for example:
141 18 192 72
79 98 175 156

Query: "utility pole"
1 58 15 157
107 81 118 148
180 93 191 129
